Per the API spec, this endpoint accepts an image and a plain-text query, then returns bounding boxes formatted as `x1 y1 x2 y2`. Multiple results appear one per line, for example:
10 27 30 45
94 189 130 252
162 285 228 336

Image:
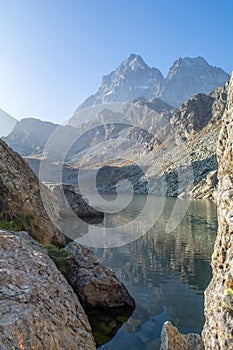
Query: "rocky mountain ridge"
66 84 228 198
4 83 229 199
72 54 229 118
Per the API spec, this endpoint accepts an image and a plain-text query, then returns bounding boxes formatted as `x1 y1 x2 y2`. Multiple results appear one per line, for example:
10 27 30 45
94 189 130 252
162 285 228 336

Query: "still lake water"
78 195 217 350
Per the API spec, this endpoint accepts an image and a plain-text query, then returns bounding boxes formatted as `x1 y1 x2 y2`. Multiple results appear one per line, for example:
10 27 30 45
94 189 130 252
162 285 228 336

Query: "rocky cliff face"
202 73 233 349
0 230 96 350
0 138 65 246
72 54 229 115
160 57 229 108
75 54 164 112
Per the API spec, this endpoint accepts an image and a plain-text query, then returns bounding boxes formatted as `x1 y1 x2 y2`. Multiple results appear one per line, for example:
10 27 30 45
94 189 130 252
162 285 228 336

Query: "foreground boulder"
0 230 96 350
160 322 204 350
202 73 233 348
0 139 65 246
65 242 135 311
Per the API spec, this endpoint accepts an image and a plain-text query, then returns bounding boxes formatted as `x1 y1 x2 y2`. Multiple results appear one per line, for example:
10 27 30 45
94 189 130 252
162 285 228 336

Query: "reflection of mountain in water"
93 196 217 350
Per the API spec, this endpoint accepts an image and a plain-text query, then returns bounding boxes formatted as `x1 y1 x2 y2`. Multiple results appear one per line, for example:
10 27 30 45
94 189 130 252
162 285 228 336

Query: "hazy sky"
0 0 232 123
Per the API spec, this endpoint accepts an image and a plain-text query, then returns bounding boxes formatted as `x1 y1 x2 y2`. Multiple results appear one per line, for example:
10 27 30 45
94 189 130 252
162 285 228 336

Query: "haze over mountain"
3 54 231 199
73 54 229 119
0 108 17 137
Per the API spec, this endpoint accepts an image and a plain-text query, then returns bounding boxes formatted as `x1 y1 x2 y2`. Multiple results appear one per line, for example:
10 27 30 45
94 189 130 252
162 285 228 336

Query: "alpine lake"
72 195 217 350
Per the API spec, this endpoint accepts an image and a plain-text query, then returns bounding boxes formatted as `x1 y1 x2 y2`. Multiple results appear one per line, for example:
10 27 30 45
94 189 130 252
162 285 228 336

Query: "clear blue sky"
0 0 232 123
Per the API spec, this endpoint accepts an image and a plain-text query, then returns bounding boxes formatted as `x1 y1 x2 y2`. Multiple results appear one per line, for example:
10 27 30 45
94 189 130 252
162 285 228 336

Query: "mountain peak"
168 56 213 75
75 55 229 112
120 53 149 72
125 53 146 64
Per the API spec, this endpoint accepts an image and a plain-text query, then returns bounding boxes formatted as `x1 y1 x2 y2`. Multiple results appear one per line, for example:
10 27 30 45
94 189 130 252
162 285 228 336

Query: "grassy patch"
45 244 73 279
0 219 22 231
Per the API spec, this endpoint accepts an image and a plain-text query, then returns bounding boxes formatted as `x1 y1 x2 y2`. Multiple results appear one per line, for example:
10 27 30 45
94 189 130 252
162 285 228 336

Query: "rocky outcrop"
160 322 204 350
0 138 65 246
190 170 218 200
65 242 135 311
48 183 104 218
0 230 96 350
202 73 233 348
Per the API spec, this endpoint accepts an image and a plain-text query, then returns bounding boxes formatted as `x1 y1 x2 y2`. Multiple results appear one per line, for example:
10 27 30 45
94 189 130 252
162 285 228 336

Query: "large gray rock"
160 322 204 350
202 73 233 349
65 242 135 311
0 230 96 350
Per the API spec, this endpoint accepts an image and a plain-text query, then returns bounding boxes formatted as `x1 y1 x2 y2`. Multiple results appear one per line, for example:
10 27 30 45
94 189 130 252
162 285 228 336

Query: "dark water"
85 195 217 350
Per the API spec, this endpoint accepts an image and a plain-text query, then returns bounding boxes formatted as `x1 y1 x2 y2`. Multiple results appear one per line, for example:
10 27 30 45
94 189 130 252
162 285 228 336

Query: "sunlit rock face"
202 73 233 349
0 230 96 350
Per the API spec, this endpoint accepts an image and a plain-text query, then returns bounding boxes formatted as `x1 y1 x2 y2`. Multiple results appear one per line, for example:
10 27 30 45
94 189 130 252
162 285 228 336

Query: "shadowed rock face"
0 230 96 350
65 242 135 312
0 138 65 247
202 73 233 349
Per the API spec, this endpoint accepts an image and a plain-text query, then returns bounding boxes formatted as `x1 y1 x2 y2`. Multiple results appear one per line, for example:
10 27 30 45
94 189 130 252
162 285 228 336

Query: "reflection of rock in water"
99 305 171 350
87 309 131 347
125 305 171 336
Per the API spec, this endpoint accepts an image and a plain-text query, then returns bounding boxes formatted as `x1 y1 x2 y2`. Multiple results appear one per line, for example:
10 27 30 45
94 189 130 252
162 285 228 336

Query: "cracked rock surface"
202 73 233 349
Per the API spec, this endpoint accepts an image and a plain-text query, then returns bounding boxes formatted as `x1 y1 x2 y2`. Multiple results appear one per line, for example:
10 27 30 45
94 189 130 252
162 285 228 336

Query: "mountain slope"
0 108 17 136
76 54 164 111
4 117 59 156
66 84 228 197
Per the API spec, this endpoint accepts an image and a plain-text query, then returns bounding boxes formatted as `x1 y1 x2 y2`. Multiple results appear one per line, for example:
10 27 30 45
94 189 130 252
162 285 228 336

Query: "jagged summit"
162 56 230 107
118 53 150 71
76 53 164 112
74 54 229 114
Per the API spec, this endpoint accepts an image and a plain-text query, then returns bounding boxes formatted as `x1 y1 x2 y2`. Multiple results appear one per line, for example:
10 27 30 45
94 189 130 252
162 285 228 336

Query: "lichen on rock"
202 72 233 349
